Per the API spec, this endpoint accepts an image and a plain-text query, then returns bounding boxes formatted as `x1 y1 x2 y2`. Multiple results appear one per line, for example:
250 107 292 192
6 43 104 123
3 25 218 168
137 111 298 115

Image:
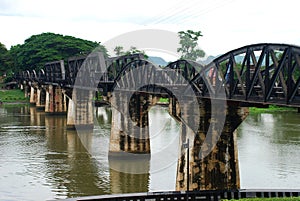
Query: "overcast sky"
1 0 300 59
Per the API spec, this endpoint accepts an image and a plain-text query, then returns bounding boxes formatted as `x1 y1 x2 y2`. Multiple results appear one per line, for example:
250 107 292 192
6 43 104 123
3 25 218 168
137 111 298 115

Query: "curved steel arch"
112 58 199 96
165 59 204 82
38 69 45 83
23 70 31 81
30 70 37 82
113 59 157 92
105 53 145 82
191 43 300 106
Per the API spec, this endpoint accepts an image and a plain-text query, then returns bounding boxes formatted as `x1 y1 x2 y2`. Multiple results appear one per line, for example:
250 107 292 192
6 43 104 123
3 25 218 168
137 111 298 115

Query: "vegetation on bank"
157 97 297 113
0 89 28 103
159 97 169 103
0 89 297 114
249 105 297 113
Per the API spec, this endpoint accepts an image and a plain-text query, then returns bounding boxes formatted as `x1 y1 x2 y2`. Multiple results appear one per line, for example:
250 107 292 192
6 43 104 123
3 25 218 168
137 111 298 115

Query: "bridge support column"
30 86 37 105
70 88 94 130
109 92 151 158
176 100 249 191
22 84 30 98
67 98 76 129
36 87 46 110
45 85 67 115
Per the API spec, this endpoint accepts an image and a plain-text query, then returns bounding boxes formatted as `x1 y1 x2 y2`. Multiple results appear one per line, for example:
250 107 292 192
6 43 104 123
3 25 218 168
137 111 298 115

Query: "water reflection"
109 159 150 194
43 114 110 198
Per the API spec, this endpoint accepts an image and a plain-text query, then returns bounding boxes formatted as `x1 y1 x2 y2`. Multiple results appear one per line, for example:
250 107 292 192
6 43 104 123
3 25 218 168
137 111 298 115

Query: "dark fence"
61 189 300 201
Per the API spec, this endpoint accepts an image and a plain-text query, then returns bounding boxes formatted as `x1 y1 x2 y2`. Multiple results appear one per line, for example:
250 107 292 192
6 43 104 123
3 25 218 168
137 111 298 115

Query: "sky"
1 0 300 60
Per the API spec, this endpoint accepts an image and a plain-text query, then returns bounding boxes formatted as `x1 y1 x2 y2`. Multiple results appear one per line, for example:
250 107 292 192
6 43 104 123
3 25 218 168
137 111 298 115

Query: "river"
0 105 299 201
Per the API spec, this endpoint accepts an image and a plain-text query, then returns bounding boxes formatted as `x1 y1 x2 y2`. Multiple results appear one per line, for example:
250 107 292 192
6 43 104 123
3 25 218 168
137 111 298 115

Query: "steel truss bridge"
15 43 300 200
16 43 300 108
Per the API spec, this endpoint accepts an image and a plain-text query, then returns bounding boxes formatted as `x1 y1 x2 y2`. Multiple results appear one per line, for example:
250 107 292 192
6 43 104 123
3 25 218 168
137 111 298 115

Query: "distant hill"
205 55 216 63
198 55 217 65
148 56 168 66
198 55 249 65
148 54 249 67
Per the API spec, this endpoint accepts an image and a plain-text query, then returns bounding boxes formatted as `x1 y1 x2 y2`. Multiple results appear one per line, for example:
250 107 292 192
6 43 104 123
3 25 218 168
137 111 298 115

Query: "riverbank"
249 104 298 113
0 89 28 104
0 89 298 113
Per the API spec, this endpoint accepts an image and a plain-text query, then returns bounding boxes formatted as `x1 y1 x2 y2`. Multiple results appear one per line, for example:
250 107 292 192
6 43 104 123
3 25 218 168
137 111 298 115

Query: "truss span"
191 43 300 106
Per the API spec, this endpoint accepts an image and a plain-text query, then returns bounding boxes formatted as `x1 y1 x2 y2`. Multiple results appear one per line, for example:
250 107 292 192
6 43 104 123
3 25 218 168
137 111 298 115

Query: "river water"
0 105 299 201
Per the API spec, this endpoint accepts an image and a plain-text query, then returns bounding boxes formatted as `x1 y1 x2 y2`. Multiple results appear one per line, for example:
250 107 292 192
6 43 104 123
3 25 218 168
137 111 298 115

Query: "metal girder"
165 59 204 82
16 43 300 107
44 60 65 84
191 43 300 106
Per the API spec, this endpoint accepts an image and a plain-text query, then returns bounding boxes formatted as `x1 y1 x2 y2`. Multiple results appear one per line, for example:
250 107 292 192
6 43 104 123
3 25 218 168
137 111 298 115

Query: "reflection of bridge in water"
16 43 300 199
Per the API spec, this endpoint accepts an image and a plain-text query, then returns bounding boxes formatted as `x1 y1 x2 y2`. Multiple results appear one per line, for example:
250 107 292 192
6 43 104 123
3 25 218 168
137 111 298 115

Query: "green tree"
125 46 148 59
113 46 148 59
177 30 205 61
114 46 124 56
0 43 10 76
9 32 107 71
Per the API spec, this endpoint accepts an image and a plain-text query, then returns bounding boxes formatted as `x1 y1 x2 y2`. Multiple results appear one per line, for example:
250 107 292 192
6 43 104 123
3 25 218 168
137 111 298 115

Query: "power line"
142 0 235 25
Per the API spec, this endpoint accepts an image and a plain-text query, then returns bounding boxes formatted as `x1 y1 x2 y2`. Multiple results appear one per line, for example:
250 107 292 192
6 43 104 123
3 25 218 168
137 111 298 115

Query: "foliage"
159 97 169 103
8 32 107 71
114 46 148 59
177 30 205 61
114 46 125 56
0 43 11 76
249 105 297 113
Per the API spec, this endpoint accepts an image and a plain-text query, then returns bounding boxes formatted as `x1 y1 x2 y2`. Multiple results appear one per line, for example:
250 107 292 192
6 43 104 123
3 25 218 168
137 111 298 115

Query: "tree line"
0 30 205 82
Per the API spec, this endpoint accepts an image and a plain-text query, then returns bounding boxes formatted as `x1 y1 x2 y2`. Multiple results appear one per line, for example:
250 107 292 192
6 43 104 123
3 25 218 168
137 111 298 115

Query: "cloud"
1 0 300 57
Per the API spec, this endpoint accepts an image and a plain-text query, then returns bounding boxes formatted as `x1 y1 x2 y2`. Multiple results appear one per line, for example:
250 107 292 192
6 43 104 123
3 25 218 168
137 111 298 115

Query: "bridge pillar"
22 84 30 98
68 88 94 130
29 86 37 105
176 100 249 191
67 98 76 129
45 85 67 115
109 92 152 158
36 87 46 110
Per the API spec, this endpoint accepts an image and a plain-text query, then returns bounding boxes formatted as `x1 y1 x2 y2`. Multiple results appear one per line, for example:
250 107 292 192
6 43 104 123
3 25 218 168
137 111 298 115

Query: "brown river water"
0 105 299 201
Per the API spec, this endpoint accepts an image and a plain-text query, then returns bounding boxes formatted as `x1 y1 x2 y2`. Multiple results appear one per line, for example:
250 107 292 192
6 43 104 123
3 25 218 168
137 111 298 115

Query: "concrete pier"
109 92 153 158
36 87 46 110
176 99 249 190
21 83 30 98
29 86 37 105
45 85 67 115
67 88 95 130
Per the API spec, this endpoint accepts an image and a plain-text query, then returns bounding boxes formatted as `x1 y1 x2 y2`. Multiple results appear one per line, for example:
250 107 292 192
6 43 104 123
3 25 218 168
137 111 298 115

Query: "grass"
249 105 297 113
0 89 28 103
158 97 169 103
224 198 300 201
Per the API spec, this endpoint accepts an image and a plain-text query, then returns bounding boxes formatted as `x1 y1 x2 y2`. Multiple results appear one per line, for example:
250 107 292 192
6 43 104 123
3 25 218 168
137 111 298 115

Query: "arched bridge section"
192 43 300 107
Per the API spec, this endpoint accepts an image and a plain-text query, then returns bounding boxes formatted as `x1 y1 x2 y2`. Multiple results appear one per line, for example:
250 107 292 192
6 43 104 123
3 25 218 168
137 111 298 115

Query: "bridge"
15 43 300 195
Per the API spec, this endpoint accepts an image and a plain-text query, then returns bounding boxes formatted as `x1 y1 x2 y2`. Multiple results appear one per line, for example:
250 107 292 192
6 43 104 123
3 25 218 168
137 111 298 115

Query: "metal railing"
60 189 300 201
